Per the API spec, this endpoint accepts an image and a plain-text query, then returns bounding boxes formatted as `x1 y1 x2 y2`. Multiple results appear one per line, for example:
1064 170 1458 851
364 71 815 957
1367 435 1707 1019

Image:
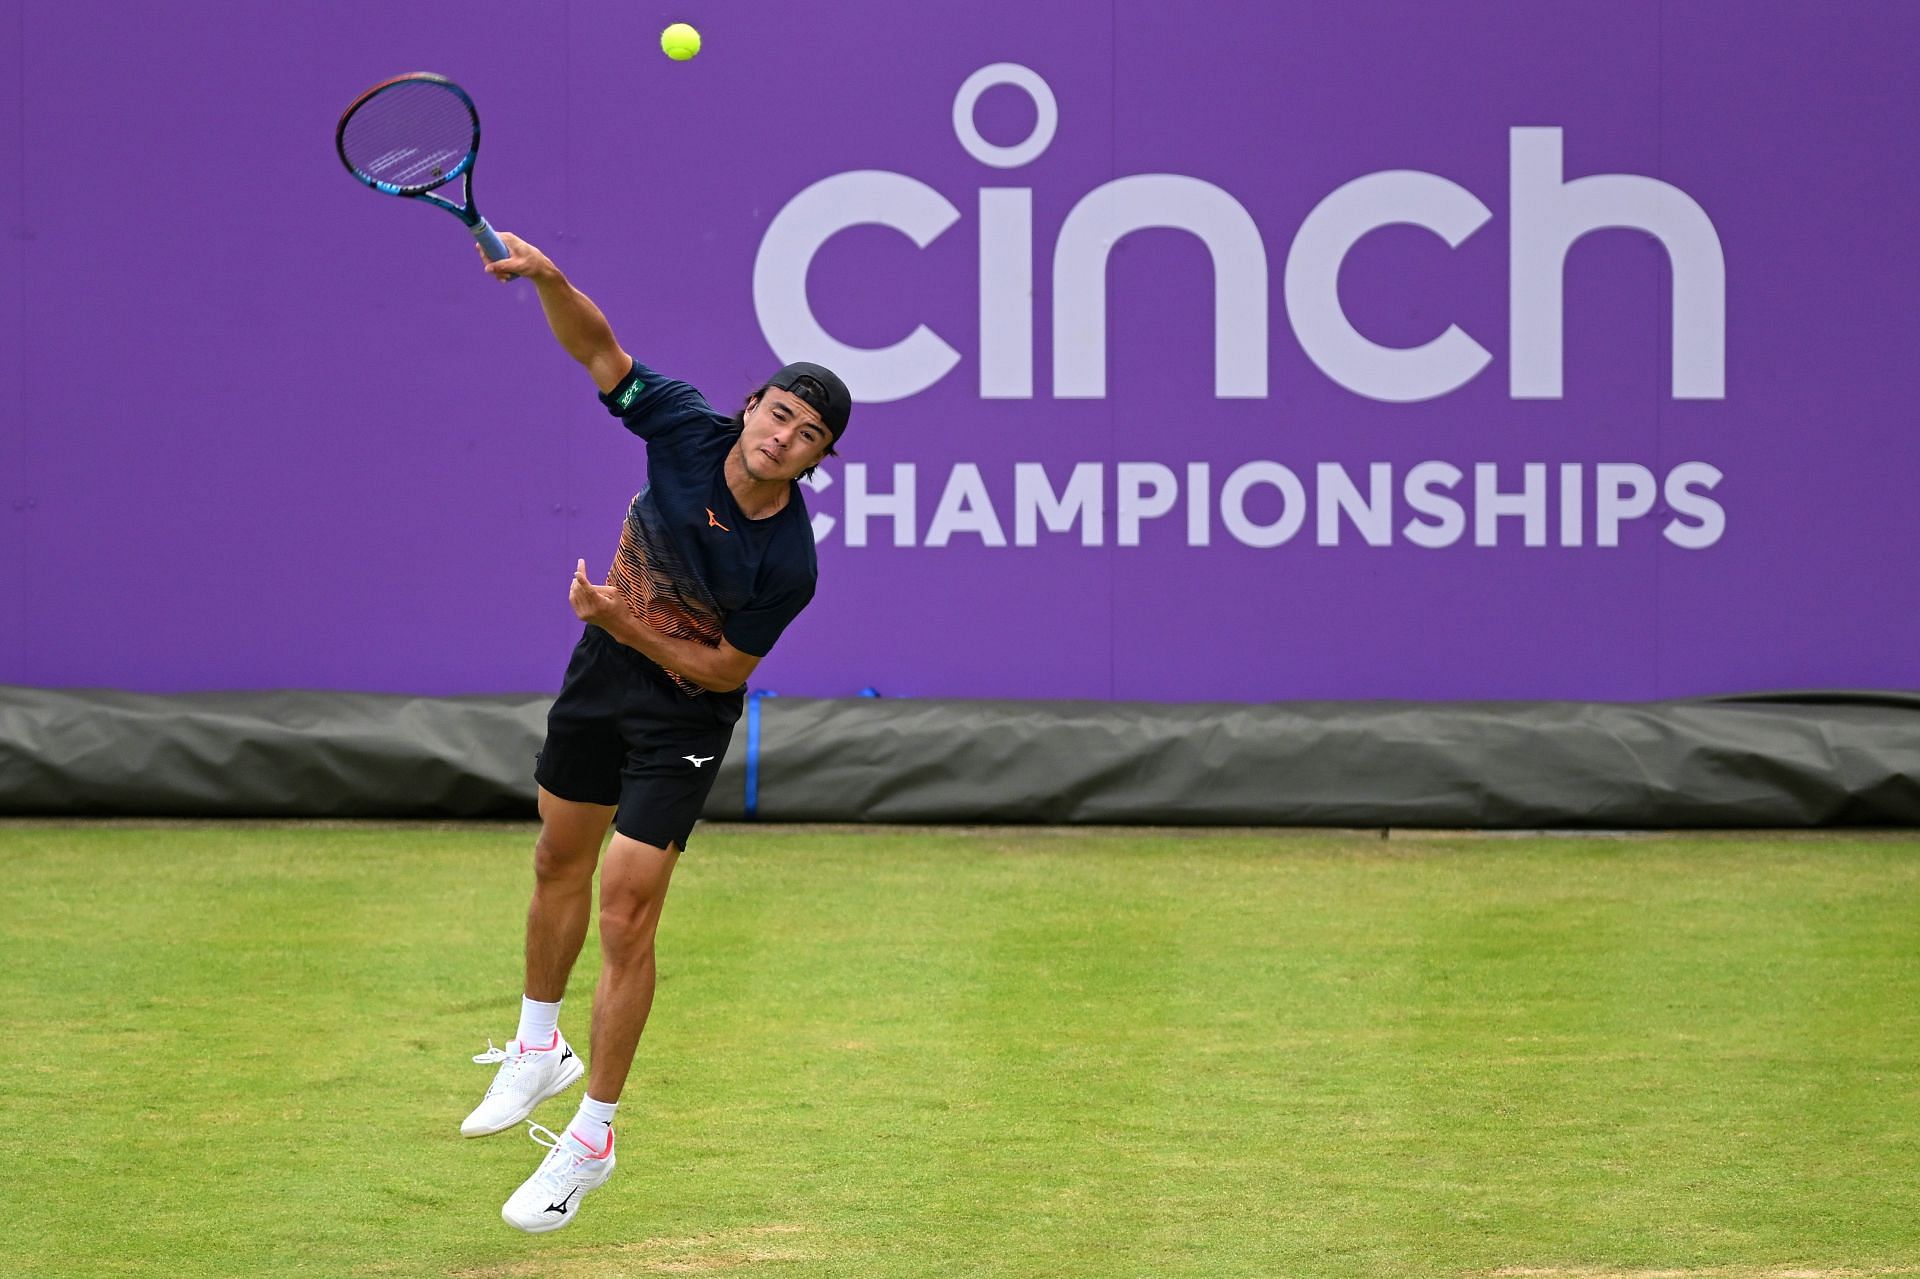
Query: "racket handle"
471 218 510 262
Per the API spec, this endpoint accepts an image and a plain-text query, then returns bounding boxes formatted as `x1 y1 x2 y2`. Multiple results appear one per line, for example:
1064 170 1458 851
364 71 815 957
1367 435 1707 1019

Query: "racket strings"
340 80 477 192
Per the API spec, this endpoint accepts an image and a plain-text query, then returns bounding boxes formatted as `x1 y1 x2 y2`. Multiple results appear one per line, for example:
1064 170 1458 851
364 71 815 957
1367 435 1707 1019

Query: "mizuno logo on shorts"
706 508 730 531
684 754 714 769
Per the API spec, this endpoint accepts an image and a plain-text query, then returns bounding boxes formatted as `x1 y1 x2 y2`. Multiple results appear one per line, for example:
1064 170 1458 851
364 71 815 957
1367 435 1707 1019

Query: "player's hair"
739 379 839 481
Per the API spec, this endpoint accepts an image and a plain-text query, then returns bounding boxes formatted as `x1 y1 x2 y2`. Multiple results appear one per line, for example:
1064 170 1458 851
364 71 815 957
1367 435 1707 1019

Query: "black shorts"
533 626 743 851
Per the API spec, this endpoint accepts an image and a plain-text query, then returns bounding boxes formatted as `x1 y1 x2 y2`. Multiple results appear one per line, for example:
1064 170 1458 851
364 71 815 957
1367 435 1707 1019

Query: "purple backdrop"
3 0 1916 700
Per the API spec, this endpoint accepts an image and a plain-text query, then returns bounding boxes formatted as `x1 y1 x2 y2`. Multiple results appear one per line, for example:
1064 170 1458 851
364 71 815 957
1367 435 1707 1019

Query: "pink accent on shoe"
568 1128 614 1159
517 1031 560 1053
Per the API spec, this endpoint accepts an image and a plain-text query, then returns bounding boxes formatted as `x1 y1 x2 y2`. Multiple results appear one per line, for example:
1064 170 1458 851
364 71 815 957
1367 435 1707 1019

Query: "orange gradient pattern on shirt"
607 494 724 698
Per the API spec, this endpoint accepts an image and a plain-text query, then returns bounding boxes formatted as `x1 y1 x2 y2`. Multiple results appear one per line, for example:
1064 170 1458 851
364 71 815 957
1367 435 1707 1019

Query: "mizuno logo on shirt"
684 754 714 769
706 508 730 531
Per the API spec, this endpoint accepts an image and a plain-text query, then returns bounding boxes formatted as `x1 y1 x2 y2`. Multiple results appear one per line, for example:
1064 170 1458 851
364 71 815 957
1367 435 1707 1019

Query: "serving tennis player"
461 232 848 1233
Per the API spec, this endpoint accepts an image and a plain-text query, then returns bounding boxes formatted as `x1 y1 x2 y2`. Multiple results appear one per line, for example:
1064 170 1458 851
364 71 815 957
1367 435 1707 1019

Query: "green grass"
4 823 1918 1279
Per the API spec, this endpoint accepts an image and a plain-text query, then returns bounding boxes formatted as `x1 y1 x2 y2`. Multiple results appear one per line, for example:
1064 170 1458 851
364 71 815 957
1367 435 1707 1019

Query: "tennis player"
461 232 848 1233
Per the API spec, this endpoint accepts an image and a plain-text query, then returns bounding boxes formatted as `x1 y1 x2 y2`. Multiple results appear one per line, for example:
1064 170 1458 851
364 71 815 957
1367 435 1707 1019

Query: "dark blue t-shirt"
595 360 817 696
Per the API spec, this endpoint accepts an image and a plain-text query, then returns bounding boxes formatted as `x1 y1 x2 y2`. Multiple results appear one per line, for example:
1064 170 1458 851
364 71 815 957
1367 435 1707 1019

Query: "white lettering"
807 458 1724 552
1474 462 1548 547
1186 462 1211 547
753 171 960 404
801 467 835 544
1403 462 1466 548
1220 462 1305 548
1559 462 1584 547
1117 463 1179 546
1316 462 1394 546
1285 171 1493 402
842 462 918 547
1510 128 1726 399
1595 462 1658 546
755 74 1729 407
1054 175 1268 398
979 187 1034 398
1663 461 1725 549
925 463 1007 546
952 63 1058 169
1015 462 1104 545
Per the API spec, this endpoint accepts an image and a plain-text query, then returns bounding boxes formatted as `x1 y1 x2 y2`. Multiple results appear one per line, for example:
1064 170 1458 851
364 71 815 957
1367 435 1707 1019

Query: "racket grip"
471 218 510 262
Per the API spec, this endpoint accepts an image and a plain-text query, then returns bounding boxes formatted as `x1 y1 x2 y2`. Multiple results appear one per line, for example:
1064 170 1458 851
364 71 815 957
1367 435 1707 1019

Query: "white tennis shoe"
501 1122 616 1233
460 1034 585 1137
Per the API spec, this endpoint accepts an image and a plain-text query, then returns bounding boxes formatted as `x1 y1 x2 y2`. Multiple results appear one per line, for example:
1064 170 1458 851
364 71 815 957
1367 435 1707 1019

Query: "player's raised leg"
501 833 677 1232
461 787 612 1137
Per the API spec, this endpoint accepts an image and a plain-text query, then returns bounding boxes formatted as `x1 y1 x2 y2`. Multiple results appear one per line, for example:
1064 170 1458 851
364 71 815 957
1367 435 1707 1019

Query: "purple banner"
3 0 1916 699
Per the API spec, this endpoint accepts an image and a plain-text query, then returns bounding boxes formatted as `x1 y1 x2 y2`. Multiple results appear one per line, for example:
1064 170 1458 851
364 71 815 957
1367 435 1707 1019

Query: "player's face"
739 388 833 481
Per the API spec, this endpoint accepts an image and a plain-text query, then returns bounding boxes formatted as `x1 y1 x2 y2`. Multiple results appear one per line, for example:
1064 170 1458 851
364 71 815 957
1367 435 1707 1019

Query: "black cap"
765 361 852 441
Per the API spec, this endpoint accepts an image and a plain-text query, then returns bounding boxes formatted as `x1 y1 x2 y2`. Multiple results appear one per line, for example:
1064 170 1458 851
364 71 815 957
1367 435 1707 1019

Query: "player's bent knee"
597 892 668 962
532 833 598 886
597 902 660 957
598 867 669 928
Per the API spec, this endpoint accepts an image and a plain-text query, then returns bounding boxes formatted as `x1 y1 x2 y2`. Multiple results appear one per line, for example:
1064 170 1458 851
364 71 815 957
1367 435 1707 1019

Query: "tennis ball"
661 22 701 61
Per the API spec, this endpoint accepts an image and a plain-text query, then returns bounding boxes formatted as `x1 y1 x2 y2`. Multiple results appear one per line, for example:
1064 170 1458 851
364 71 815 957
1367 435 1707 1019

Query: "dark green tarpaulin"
0 686 1913 827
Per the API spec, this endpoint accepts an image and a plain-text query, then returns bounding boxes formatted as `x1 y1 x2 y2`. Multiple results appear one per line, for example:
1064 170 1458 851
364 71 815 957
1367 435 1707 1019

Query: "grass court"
6 823 1917 1278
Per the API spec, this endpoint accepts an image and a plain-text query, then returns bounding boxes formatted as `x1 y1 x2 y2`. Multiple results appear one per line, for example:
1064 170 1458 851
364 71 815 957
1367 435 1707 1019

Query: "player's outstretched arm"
482 233 633 393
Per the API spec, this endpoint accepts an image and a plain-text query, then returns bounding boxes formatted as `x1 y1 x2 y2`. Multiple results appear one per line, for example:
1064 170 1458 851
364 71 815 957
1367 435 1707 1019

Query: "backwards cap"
765 362 852 441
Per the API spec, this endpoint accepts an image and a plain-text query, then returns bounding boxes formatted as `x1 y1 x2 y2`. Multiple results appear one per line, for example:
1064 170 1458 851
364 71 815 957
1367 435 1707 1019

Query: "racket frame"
335 72 509 261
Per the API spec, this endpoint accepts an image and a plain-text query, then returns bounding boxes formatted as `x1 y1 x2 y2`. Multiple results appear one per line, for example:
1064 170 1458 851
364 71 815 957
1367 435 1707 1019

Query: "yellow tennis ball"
660 22 701 61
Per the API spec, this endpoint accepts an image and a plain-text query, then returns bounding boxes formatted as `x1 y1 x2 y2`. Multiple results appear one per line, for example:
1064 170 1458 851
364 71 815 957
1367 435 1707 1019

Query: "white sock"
515 996 561 1050
570 1095 618 1151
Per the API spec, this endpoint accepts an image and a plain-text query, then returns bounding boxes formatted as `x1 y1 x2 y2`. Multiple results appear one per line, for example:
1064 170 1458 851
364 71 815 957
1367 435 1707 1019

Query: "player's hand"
569 559 623 626
480 232 554 283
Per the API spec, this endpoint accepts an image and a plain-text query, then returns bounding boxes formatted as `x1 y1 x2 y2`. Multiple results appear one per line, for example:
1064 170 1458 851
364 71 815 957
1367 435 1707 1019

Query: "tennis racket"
335 72 511 266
